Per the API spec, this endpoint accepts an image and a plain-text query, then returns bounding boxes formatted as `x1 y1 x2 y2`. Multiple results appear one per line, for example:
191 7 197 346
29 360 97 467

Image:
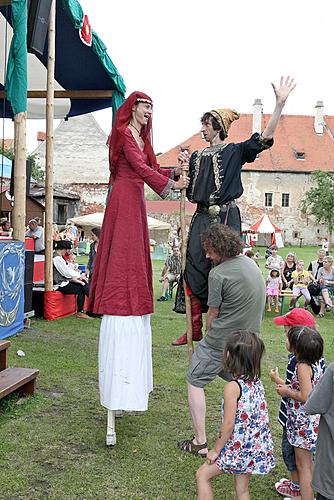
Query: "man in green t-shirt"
178 224 266 457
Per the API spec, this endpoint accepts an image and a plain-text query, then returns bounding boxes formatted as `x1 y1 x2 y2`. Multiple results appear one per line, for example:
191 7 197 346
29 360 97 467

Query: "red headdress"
107 91 156 181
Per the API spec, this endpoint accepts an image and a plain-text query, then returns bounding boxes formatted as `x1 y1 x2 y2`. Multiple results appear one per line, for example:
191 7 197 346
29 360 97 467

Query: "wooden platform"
0 340 10 371
0 340 39 400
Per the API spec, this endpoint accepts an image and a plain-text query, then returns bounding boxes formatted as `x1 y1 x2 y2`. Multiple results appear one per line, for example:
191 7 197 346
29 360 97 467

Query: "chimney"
252 98 263 134
37 131 46 145
314 101 324 135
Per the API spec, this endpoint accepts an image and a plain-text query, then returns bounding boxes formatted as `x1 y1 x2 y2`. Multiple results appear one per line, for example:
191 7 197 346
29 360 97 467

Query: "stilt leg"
106 410 116 446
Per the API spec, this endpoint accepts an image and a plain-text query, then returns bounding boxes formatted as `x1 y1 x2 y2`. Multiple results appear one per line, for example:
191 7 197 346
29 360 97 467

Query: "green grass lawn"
0 248 333 499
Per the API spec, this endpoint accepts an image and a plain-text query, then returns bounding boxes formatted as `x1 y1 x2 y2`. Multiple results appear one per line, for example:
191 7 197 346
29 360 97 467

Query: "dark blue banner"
0 240 24 339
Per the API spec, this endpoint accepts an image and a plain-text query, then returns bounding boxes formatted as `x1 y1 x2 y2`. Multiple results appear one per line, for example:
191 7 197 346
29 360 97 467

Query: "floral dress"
286 362 324 451
216 378 275 474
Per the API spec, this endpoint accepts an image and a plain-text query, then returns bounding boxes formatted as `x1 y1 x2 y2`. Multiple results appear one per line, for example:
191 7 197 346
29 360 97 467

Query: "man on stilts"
172 76 296 346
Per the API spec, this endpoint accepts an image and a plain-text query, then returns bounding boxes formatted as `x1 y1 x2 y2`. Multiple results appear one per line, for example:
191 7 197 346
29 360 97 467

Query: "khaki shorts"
186 337 232 388
165 273 179 283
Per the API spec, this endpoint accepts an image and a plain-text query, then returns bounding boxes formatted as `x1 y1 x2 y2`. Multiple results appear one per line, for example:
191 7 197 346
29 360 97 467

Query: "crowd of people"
2 76 334 499
175 224 332 500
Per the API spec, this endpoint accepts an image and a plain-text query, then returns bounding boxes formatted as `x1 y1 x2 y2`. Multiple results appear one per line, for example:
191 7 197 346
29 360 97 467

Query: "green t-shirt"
206 255 266 350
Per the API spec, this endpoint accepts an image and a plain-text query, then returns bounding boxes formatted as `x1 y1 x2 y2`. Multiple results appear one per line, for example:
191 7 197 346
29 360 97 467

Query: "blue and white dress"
216 378 275 474
286 361 324 452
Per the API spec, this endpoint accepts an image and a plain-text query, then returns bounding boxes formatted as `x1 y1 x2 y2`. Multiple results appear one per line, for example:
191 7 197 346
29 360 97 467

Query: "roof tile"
157 114 334 173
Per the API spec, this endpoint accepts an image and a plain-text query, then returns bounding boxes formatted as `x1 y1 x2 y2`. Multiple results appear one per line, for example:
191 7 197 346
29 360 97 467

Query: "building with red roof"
154 101 334 245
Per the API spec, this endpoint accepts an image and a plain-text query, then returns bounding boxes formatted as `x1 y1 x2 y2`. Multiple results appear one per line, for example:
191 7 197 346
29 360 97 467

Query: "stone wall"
61 183 108 214
240 171 327 245
60 172 328 246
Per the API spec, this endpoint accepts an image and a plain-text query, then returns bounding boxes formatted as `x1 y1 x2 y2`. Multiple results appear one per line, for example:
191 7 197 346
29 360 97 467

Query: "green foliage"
0 144 14 160
0 146 44 183
300 171 334 235
28 152 45 183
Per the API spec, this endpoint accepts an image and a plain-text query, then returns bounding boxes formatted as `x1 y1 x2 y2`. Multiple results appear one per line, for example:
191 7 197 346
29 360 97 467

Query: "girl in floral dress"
196 331 275 500
275 326 324 500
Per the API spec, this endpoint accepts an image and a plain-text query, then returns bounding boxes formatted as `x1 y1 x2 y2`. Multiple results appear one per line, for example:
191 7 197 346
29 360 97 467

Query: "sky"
3 0 334 155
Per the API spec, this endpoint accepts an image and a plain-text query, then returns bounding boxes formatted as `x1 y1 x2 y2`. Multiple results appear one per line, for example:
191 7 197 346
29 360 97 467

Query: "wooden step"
0 340 11 372
0 367 39 400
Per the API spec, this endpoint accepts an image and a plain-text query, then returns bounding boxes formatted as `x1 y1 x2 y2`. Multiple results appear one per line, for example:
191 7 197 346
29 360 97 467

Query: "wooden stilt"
106 409 116 446
180 147 193 361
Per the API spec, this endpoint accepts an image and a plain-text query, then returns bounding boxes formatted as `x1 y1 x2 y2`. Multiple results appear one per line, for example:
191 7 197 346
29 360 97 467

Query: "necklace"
129 122 141 135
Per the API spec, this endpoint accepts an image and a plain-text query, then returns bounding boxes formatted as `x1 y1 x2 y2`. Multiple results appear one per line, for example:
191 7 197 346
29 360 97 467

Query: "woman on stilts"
89 91 189 445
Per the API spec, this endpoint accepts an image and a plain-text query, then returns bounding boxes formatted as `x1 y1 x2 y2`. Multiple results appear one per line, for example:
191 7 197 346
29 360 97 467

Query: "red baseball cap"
274 308 316 327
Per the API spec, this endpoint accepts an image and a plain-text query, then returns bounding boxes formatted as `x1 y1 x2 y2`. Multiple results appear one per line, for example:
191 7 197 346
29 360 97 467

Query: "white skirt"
98 314 153 411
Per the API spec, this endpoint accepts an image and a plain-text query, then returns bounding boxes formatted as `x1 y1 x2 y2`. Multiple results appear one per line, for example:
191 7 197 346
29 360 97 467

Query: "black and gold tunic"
184 132 273 303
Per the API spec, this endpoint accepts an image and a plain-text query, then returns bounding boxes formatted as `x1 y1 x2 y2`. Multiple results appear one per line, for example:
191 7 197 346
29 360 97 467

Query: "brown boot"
172 297 203 346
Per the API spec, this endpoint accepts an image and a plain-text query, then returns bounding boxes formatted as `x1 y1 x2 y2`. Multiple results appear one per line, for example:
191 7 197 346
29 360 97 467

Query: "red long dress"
89 128 174 316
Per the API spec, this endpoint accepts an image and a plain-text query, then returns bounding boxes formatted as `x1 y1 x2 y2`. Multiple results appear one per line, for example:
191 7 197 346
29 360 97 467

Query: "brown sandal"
177 437 207 457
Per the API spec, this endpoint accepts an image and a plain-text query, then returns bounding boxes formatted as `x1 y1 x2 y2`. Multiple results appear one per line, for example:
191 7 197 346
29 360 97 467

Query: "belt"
196 200 236 215
196 200 236 224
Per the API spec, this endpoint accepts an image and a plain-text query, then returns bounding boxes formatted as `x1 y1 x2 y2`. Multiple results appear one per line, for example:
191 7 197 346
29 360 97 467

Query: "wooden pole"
0 90 114 99
44 0 55 291
180 146 193 360
12 112 27 241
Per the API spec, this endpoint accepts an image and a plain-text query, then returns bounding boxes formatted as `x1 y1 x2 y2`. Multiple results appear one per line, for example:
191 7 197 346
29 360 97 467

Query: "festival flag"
5 0 27 115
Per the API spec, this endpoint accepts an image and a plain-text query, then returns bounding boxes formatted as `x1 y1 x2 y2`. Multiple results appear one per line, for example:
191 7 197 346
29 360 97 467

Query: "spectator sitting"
53 240 92 320
244 249 259 266
317 255 334 317
290 259 311 309
67 251 79 271
51 223 60 248
307 249 326 315
308 249 326 283
265 244 284 271
0 219 12 237
321 237 329 256
266 268 282 313
282 252 296 290
25 219 45 254
86 227 101 283
157 246 181 301
66 224 79 256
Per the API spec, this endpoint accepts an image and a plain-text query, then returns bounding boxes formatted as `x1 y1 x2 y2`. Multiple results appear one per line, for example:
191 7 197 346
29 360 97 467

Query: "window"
295 151 305 160
58 204 68 225
293 231 299 239
282 193 290 207
265 193 273 207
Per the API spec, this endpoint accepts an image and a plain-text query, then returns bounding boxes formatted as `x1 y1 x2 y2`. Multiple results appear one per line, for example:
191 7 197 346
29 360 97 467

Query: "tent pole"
44 0 55 291
12 111 27 241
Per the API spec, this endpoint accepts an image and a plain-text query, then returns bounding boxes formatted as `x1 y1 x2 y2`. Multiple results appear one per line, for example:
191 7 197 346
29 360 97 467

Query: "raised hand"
271 76 296 105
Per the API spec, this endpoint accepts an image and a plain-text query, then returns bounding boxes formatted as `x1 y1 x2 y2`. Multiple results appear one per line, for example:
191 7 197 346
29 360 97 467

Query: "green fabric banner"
5 0 27 115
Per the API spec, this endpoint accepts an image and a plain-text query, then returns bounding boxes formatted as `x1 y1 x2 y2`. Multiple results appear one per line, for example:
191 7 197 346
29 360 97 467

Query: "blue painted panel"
0 241 25 339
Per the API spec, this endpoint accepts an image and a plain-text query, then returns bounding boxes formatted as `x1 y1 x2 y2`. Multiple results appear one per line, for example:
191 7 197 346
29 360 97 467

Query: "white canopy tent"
249 214 284 248
68 212 171 231
68 212 171 245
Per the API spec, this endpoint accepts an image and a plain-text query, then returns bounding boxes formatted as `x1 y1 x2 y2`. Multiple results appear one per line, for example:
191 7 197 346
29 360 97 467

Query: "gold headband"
136 98 153 105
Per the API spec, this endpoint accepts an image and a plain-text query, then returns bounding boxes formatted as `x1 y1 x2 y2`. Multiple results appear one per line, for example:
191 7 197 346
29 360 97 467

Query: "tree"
300 170 334 246
0 146 45 182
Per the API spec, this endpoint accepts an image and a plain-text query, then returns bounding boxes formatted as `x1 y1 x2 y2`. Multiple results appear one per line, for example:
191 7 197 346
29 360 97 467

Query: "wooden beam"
0 1 11 5
0 90 113 99
12 112 27 242
44 0 56 292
